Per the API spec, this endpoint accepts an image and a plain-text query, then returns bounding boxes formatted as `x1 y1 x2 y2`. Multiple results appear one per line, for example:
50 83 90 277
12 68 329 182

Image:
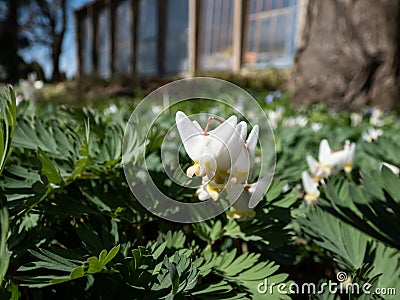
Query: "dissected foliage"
0 87 399 299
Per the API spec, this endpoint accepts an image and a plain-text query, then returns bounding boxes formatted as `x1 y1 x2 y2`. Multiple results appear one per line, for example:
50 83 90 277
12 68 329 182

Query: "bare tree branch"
20 0 68 80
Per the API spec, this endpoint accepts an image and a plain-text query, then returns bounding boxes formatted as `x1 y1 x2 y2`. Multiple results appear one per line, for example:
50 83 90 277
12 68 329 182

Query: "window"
82 15 93 75
244 0 297 68
164 0 189 73
199 0 234 71
115 0 132 75
137 0 158 75
98 7 111 77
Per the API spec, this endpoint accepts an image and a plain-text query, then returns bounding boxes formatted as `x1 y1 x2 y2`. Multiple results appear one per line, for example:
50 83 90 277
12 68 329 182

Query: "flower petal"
246 125 259 167
230 148 250 183
176 111 203 160
381 162 400 175
199 155 217 178
301 171 319 195
207 115 237 155
248 176 269 208
217 121 247 171
306 155 318 174
318 139 332 163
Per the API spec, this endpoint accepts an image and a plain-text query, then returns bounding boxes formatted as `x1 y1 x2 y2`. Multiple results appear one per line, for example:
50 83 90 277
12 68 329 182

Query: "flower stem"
203 116 224 135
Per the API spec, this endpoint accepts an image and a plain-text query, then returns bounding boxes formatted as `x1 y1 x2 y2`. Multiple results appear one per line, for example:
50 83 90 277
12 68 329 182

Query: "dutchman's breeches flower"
176 111 238 179
301 171 320 204
342 140 356 173
226 177 268 221
176 111 264 219
303 139 356 204
307 139 356 181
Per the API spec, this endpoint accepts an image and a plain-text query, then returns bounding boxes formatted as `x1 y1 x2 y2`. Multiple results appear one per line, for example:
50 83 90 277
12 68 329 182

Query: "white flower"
267 107 285 129
282 117 296 127
350 113 362 127
230 125 259 184
311 123 323 132
192 123 259 201
380 162 400 175
176 111 238 179
295 116 308 127
194 175 221 201
27 72 37 82
282 116 308 127
177 111 266 215
282 183 290 193
306 139 350 180
362 128 382 143
151 104 162 114
216 121 248 175
16 95 23 106
196 174 229 201
33 80 44 89
342 140 356 173
19 79 35 100
301 171 320 204
370 108 384 127
104 104 118 115
226 177 268 221
195 185 210 201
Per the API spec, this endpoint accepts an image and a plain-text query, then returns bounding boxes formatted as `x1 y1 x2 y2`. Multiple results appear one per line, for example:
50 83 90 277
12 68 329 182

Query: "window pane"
115 0 132 75
164 0 189 73
137 0 157 75
98 8 111 77
199 0 233 71
244 0 297 68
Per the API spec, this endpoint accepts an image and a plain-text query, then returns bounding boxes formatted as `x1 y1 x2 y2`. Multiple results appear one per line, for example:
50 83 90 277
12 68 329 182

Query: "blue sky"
20 0 92 79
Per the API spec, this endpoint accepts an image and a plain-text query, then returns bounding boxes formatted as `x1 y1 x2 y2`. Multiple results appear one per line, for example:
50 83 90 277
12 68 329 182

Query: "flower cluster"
362 127 383 143
302 139 355 204
18 72 44 103
267 106 285 129
176 111 267 220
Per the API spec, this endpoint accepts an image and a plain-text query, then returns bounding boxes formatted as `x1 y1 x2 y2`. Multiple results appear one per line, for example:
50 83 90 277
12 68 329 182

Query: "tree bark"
50 0 67 81
51 35 63 81
290 0 400 110
33 0 67 81
4 0 19 83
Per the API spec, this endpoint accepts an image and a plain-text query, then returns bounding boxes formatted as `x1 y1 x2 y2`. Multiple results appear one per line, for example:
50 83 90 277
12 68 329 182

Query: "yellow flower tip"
227 210 256 221
344 163 353 173
312 175 321 182
186 162 200 178
227 210 244 220
206 184 219 201
304 193 318 204
247 210 256 218
317 163 331 177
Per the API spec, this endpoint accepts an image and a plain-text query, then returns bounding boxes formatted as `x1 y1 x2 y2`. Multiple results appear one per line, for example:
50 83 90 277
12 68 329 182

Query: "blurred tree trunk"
5 0 19 83
51 23 65 81
290 0 400 110
32 0 67 81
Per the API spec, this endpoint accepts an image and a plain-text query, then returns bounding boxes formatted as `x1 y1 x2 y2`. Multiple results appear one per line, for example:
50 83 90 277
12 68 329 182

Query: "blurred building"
75 0 302 78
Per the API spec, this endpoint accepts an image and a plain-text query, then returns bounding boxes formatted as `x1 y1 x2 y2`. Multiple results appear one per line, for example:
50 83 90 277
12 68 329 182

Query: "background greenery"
0 85 399 299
